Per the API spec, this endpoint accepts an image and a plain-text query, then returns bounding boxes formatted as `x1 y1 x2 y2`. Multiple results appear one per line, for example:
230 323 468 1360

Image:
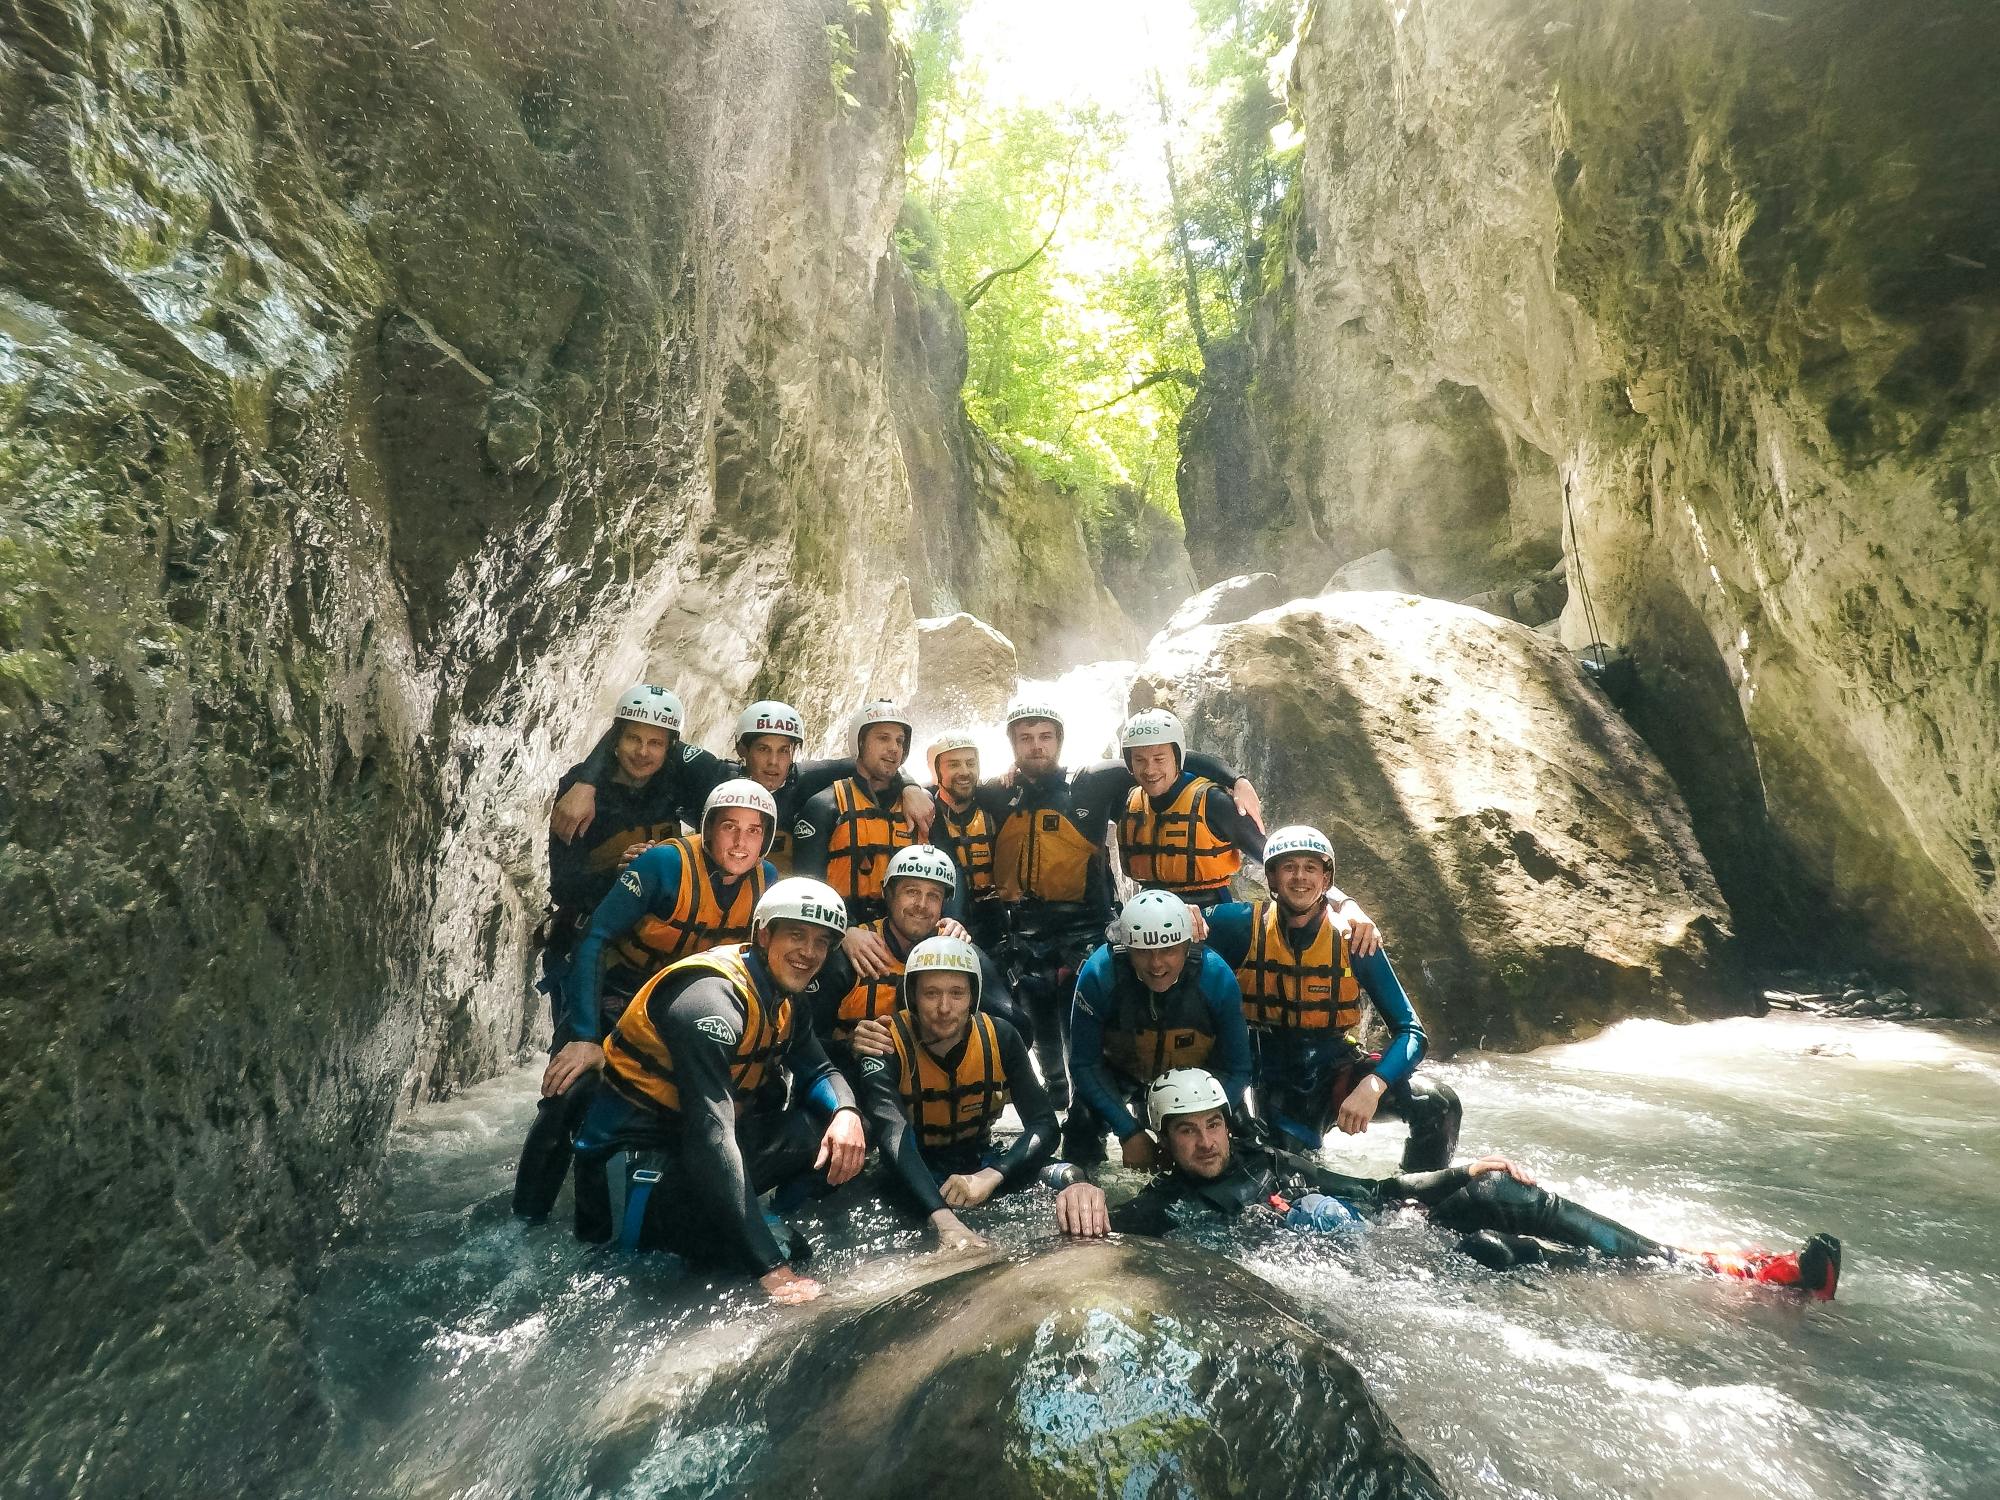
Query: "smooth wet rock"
1459 587 1523 621
1327 548 1420 595
1132 593 1743 1050
1151 571 1291 647
586 1238 1447 1499
914 612 1019 727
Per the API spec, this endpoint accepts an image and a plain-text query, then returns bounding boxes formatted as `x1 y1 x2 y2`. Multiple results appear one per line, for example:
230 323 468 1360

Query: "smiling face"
1128 942 1190 993
738 733 798 789
1007 719 1062 777
759 919 835 993
934 747 979 802
857 723 909 783
885 876 948 945
1268 853 1332 918
910 970 975 1052
1126 742 1179 798
1162 1108 1232 1179
705 807 767 877
613 723 671 784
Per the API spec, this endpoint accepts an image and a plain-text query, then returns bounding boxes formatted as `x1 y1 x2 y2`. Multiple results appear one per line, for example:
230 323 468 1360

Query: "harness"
611 836 763 977
824 777 915 909
1118 775 1241 897
1099 962 1218 1085
890 1011 1011 1150
934 794 996 897
1234 902 1361 1034
602 945 792 1117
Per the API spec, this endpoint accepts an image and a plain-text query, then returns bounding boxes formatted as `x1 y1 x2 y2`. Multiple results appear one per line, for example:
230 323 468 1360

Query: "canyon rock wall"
1179 0 1999 1006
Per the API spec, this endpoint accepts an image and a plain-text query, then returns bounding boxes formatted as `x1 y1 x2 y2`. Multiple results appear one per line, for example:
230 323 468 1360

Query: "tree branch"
1075 369 1199 415
961 162 1073 310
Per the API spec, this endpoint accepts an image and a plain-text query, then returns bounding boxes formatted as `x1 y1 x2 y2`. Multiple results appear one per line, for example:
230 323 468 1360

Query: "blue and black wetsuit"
1064 944 1254 1164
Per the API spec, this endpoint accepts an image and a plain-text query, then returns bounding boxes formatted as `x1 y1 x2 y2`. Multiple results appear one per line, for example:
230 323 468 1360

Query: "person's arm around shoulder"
790 786 837 880
552 732 620 842
1183 752 1261 833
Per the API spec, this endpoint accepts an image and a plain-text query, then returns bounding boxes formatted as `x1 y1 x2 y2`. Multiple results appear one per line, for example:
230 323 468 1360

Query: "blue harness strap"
615 1152 668 1252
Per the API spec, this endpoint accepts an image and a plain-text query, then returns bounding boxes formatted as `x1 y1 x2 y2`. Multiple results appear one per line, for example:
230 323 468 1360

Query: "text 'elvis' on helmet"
615 683 683 731
736 700 805 745
753 877 847 935
901 935 983 1007
1117 889 1194 949
1145 1068 1229 1133
884 844 957 895
702 778 779 855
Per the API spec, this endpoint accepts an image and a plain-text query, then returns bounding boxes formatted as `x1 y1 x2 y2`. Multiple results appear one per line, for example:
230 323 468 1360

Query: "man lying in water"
1050 1068 1841 1299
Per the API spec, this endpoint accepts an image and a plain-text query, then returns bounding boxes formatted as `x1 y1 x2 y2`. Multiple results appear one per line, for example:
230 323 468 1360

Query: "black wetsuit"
852 1013 1061 1219
571 951 858 1274
1069 1136 1669 1268
969 753 1244 1108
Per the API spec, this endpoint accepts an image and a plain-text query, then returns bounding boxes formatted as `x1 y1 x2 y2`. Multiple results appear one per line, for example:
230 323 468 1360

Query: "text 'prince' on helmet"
753 877 847 935
1119 889 1194 948
1146 1068 1230 1133
1119 708 1185 763
736 699 804 744
1005 697 1065 734
1262 824 1336 874
615 684 683 731
925 730 979 782
901 935 983 1007
702 778 779 854
852 699 914 751
884 844 958 895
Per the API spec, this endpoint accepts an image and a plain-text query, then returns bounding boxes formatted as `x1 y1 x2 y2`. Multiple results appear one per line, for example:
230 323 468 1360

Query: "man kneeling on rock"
1051 1069 1841 1300
570 877 866 1305
842 937 1065 1242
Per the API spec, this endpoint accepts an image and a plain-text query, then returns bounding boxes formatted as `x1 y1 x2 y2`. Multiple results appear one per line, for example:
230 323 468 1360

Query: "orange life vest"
611 835 763 976
602 945 792 1116
832 919 910 1041
934 794 996 898
1119 776 1241 896
889 1011 1011 1150
1234 901 1361 1034
582 819 676 876
824 777 915 909
994 803 1101 905
1099 966 1218 1084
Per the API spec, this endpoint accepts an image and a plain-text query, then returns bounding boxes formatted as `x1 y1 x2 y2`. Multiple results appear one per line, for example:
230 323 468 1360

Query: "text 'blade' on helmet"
901 934 983 1008
851 699 914 753
1117 889 1195 949
1004 697 1065 735
1262 824 1336 876
925 730 979 783
753 877 848 936
615 683 684 731
1145 1068 1230 1133
884 843 957 896
702 777 780 855
1119 707 1185 764
736 699 805 745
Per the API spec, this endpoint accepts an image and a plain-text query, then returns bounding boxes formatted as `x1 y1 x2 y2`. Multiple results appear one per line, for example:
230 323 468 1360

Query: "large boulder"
1151 571 1292 649
586 1239 1448 1498
1326 548 1421 595
1132 593 1743 1050
914 611 1019 728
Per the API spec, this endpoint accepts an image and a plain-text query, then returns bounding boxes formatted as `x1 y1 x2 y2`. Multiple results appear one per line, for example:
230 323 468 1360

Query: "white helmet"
701 778 779 854
852 699 914 753
902 935 983 1006
1119 889 1195 949
1145 1068 1230 1133
736 700 805 745
1119 708 1185 764
753 877 848 935
1005 698 1065 734
926 731 979 783
1263 824 1336 875
884 843 957 896
615 684 683 731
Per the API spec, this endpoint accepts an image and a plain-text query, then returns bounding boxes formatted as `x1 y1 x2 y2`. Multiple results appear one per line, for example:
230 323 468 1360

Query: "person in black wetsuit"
957 697 1295 1110
570 877 867 1305
924 731 1001 947
847 937 1065 1235
1115 708 1267 909
792 699 925 927
549 697 935 874
1050 1070 1842 1300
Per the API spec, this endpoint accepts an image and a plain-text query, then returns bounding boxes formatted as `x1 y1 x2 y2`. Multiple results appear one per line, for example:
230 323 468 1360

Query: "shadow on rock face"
584 1238 1447 1498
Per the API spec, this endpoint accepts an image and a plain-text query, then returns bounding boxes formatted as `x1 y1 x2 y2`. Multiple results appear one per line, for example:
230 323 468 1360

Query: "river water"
301 1011 2000 1498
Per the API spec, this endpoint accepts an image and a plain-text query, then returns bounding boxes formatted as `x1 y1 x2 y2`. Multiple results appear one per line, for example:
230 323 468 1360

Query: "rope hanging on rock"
1562 472 1609 674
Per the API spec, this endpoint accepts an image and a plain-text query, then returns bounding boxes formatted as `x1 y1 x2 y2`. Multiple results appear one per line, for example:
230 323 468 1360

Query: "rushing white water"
303 1013 2000 1497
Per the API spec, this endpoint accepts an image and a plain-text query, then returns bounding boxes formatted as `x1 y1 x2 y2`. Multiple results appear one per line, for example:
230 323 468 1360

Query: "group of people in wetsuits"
513 684 1841 1306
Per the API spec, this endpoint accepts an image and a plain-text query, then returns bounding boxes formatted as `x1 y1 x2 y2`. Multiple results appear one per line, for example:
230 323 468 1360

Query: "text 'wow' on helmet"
1119 889 1194 948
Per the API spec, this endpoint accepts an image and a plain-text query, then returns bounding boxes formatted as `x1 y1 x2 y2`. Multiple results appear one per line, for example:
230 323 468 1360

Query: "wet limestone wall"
0 0 932 1486
1178 0 2000 1007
